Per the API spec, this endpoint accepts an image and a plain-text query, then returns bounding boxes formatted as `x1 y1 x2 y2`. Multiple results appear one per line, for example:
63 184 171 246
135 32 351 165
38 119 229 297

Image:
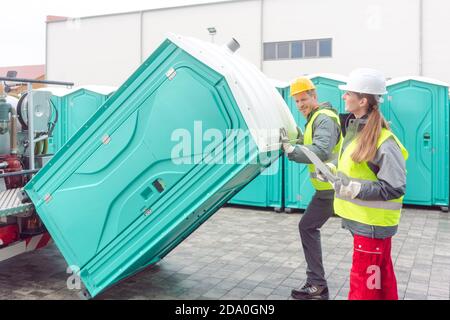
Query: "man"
280 77 342 300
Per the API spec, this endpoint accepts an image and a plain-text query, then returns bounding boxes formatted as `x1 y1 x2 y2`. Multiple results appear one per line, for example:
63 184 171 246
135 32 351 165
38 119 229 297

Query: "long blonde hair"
351 93 390 163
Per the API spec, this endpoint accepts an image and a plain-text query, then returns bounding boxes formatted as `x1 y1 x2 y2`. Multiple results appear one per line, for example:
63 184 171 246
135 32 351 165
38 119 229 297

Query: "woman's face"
343 91 368 114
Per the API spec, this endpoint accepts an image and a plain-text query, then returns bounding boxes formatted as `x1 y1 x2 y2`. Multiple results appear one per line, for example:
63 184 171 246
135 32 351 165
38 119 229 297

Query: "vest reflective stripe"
335 194 403 210
334 128 409 227
303 108 342 191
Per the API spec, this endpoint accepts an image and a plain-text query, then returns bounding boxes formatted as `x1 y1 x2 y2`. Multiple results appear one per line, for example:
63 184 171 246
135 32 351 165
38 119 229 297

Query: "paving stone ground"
1 206 449 300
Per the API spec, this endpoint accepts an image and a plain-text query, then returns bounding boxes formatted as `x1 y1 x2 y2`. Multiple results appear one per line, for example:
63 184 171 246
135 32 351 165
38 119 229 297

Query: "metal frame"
0 188 33 218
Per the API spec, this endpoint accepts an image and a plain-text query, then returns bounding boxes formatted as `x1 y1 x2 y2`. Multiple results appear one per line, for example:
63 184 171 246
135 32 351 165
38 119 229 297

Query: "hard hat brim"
338 84 350 91
338 84 387 95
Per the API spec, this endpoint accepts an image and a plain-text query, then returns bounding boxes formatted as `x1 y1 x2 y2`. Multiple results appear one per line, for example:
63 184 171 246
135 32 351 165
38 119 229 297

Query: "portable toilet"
228 79 288 211
24 34 297 298
284 73 347 211
43 86 117 153
227 157 284 210
385 76 449 210
308 73 348 113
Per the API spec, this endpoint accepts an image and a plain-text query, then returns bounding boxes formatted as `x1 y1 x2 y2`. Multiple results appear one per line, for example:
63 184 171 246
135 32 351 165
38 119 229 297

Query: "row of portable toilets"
43 73 449 212
230 74 450 212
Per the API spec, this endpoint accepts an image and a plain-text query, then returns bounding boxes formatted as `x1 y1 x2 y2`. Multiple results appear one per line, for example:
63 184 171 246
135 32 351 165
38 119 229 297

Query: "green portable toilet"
284 73 347 211
24 34 298 298
308 73 348 113
227 157 284 210
385 76 449 210
228 80 288 211
43 86 116 153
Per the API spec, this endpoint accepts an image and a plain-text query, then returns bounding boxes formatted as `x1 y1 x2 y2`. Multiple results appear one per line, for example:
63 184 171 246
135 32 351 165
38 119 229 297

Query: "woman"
321 68 408 300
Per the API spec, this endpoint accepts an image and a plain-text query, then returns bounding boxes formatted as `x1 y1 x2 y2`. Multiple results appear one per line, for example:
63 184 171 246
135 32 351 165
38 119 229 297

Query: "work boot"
291 283 329 300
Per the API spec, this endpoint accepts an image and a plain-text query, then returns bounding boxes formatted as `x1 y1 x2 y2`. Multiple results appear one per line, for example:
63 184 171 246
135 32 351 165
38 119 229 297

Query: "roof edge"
45 0 257 24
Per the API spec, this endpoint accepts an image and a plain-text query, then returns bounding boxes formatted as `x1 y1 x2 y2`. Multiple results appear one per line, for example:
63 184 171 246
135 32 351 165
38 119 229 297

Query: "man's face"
294 91 317 118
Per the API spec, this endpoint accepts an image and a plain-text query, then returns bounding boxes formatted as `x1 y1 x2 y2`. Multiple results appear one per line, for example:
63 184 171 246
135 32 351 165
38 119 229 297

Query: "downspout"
140 11 144 63
260 0 264 71
419 0 423 76
45 20 48 81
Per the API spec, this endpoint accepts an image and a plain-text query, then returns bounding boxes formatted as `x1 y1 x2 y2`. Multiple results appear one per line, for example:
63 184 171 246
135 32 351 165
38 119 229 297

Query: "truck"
0 77 73 262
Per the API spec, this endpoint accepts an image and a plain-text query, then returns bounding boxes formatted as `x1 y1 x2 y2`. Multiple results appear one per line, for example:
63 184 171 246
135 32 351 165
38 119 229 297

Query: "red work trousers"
348 234 398 300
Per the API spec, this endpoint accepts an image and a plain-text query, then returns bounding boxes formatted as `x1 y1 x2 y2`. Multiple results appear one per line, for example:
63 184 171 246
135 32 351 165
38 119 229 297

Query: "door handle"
423 133 431 147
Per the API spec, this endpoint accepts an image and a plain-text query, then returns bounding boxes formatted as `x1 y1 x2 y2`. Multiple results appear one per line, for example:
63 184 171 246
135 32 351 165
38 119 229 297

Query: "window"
319 39 332 57
263 43 276 60
304 40 318 57
263 38 332 61
277 42 290 59
291 41 303 59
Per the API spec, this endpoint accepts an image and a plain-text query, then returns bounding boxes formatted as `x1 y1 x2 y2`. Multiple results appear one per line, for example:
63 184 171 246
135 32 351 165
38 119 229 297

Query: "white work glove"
279 128 295 154
295 126 304 144
315 163 337 182
332 173 362 199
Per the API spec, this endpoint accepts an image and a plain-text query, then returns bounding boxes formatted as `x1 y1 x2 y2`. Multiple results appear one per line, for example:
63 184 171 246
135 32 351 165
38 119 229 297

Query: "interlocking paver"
236 279 260 290
202 287 229 299
0 206 449 300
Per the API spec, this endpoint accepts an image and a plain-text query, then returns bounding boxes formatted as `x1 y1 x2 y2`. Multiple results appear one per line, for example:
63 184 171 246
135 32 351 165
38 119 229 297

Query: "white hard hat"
339 68 387 95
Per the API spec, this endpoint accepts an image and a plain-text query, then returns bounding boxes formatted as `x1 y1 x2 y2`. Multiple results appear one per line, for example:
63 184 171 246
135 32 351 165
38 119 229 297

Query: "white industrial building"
46 0 450 86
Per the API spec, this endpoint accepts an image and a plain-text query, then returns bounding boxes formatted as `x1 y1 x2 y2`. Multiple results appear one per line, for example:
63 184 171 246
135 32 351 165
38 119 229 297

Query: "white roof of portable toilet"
306 73 348 83
269 78 290 89
35 85 117 97
387 76 449 88
167 33 297 153
80 85 117 95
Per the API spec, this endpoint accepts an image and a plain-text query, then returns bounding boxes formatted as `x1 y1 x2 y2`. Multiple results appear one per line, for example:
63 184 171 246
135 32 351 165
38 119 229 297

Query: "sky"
0 0 230 67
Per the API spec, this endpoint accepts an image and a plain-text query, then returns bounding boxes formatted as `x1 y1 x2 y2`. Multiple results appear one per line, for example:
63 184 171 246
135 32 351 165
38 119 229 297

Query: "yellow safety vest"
303 108 343 191
334 128 409 227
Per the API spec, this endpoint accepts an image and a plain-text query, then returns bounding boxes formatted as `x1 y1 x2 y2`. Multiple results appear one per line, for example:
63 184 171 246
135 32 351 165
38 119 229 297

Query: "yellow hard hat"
290 77 316 96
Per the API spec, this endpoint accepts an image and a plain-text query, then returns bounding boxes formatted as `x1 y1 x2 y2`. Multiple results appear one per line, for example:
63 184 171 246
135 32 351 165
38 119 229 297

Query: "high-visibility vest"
334 128 409 227
303 108 343 191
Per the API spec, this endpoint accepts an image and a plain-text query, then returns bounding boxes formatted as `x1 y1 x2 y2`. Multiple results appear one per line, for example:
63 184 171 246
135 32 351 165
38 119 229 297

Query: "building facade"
46 0 450 86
